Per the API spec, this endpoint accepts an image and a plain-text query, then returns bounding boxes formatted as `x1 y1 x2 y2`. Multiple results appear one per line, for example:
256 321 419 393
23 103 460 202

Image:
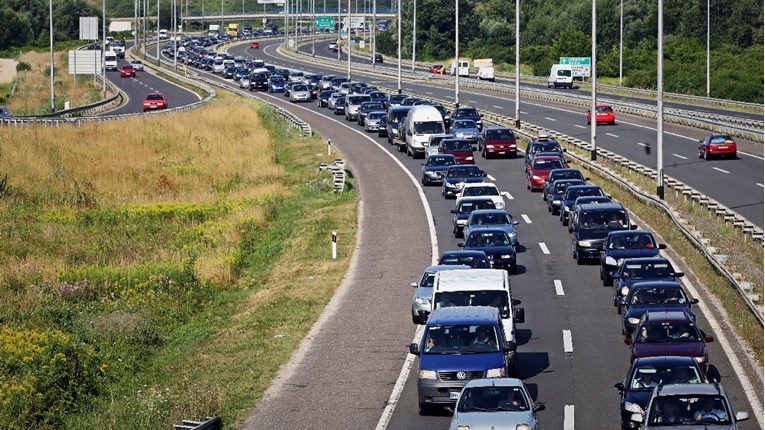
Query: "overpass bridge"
180 10 396 23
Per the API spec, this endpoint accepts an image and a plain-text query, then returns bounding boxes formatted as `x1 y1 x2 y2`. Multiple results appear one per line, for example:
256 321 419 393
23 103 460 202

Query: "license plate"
449 391 460 400
499 151 506 154
717 146 728 149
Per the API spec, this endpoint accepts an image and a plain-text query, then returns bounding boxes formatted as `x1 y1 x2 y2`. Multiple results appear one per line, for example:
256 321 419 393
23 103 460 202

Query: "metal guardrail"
281 41 764 324
173 416 221 430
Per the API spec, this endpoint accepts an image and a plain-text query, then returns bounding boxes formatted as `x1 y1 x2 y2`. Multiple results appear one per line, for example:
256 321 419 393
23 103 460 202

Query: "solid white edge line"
554 279 564 296
562 330 573 353
756 183 764 188
672 153 688 160
564 405 575 430
521 214 532 224
712 167 730 174
636 142 649 147
486 174 497 181
539 242 550 254
501 191 514 200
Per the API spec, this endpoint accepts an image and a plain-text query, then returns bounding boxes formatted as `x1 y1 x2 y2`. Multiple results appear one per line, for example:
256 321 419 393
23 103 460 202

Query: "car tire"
576 252 584 265
412 314 421 324
617 305 623 315
547 205 551 213
509 264 517 275
704 149 711 160
418 403 431 416
603 272 612 287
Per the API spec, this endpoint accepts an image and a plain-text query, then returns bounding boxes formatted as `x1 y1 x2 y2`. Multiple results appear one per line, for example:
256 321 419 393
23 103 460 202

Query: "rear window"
557 69 572 77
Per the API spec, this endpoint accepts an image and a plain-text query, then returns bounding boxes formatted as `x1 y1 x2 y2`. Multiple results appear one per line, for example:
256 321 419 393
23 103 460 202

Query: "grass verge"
0 92 357 429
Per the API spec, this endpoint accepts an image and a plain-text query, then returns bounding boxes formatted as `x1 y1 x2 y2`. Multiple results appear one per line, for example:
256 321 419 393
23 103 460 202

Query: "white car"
456 182 505 210
130 59 144 71
289 84 311 102
364 111 386 132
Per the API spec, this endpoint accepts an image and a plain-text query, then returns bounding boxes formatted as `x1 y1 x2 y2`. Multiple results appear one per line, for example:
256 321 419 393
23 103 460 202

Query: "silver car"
327 92 344 109
410 265 468 324
344 94 371 121
427 134 455 156
632 383 749 429
450 378 545 430
364 111 387 132
289 84 311 102
130 59 144 71
239 74 251 89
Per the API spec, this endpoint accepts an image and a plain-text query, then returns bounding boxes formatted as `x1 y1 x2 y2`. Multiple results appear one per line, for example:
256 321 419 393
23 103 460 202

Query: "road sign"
79 17 99 40
560 57 591 78
315 16 335 29
68 50 101 74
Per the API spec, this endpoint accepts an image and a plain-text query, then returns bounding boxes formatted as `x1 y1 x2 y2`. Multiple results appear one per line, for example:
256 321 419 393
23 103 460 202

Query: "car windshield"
457 386 529 412
647 395 730 425
567 187 604 200
443 140 473 151
414 121 445 134
271 77 284 83
622 262 674 278
423 324 500 354
579 211 628 230
553 181 581 194
629 287 688 306
447 166 482 178
630 365 702 390
426 156 456 167
550 170 584 181
636 322 701 343
608 233 656 249
146 94 164 100
532 141 562 153
439 253 489 268
485 129 514 140
458 200 496 214
362 102 384 111
532 159 564 170
453 120 476 129
293 85 308 91
368 112 385 119
463 186 499 197
466 231 510 247
389 94 407 103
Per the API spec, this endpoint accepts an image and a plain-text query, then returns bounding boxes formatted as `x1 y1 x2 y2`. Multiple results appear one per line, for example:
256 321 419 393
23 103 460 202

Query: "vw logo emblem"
456 371 467 380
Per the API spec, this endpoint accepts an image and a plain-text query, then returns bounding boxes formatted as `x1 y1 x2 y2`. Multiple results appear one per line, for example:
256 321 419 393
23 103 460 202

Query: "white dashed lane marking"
520 111 528 114
554 279 564 296
637 142 649 147
501 191 514 200
757 183 764 188
606 132 619 138
564 405 575 430
713 167 730 174
574 124 587 129
544 117 557 122
563 330 573 352
486 174 496 181
493 105 504 109
539 242 550 254
521 214 532 224
672 153 688 160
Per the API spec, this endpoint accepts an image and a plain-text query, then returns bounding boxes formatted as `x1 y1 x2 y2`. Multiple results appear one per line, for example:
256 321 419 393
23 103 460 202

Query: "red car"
250 42 260 49
429 64 445 74
120 64 136 78
586 104 615 125
527 155 566 191
479 126 517 158
143 92 168 112
439 138 475 164
698 132 737 160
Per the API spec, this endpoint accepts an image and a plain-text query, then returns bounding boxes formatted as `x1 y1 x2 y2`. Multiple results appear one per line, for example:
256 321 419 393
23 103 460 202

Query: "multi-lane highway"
164 39 764 429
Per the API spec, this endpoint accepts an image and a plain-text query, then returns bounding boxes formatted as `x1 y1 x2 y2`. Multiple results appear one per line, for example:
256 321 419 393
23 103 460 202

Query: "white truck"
548 64 573 89
450 60 470 77
402 105 446 158
208 25 221 37
429 268 525 375
103 51 118 71
475 58 495 82
159 29 169 39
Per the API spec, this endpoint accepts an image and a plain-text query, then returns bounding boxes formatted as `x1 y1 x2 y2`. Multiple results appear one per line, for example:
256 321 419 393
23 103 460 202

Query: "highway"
171 40 763 429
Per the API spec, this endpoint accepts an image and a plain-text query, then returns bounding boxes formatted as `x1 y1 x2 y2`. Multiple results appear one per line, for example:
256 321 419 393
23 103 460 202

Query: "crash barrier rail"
279 41 764 323
347 47 762 142
32 74 124 118
319 159 347 192
172 416 221 430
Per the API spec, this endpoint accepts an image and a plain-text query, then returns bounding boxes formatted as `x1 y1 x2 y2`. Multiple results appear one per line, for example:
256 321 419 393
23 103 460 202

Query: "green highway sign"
315 16 335 29
560 57 591 66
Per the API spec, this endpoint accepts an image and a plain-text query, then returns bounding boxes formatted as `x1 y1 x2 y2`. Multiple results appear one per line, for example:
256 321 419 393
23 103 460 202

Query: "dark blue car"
600 231 666 286
613 257 684 310
439 250 490 268
451 197 497 238
620 281 698 335
268 76 286 93
560 185 607 226
460 228 518 274
441 164 486 198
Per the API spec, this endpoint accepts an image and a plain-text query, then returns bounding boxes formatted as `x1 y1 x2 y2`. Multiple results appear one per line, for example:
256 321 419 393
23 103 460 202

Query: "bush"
16 61 30 72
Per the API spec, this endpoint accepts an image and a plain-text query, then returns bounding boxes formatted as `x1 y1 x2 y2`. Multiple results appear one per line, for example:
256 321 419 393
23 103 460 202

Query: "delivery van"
103 51 118 71
451 60 470 77
548 64 573 89
403 105 446 158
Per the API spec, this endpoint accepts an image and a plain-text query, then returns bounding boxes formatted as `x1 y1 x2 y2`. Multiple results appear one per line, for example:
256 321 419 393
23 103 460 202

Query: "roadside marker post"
327 139 331 156
332 231 337 259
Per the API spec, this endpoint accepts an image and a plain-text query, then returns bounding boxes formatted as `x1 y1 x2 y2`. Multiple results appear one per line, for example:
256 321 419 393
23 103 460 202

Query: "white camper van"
548 64 573 89
103 51 118 71
475 58 495 82
450 60 470 77
403 105 446 158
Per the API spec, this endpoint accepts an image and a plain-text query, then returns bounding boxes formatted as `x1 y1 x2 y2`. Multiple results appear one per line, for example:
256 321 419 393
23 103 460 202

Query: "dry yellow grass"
8 51 106 114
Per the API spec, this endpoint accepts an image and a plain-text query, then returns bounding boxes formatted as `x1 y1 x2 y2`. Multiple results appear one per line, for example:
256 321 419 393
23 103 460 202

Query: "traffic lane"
231 83 434 429
300 39 763 122
220 45 759 426
105 59 200 115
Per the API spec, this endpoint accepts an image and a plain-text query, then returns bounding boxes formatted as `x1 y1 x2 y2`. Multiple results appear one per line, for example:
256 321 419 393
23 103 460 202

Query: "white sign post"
331 231 337 259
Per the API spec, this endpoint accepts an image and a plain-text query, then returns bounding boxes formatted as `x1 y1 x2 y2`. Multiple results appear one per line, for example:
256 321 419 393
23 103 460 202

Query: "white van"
451 60 470 77
548 64 573 89
103 51 118 71
429 268 525 373
403 105 445 158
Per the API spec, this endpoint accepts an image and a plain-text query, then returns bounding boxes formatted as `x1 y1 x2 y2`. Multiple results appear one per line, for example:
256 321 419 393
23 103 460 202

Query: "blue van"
409 306 515 415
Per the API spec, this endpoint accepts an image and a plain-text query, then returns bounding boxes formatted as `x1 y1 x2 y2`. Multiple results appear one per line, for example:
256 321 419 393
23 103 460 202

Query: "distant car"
120 64 136 77
451 197 497 238
625 311 713 371
524 132 564 167
600 231 666 286
543 168 587 202
463 209 520 248
456 182 505 211
410 265 469 324
614 356 707 429
570 202 634 265
450 378 545 430
479 126 517 158
388 93 408 106
451 119 481 142
426 134 455 156
249 73 269 91
268 76 286 93
377 116 388 137
587 103 616 125
250 41 259 49
357 101 385 126
333 98 346 115
328 41 339 51
317 90 334 107
439 138 475 164
460 228 518 274
560 185 608 226
129 59 144 71
698 132 737 160
327 91 344 109
429 64 444 73
438 250 490 268
289 84 311 102
374 53 383 63
142 92 168 112
620 281 699 336
0 105 12 119
546 179 586 214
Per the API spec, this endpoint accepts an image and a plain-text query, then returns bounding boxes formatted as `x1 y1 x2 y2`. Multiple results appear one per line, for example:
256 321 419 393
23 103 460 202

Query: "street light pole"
589 0 597 161
173 0 177 71
312 0 316 56
347 0 351 79
372 0 376 66
337 0 341 62
156 0 161 66
657 0 664 199
411 0 416 72
706 0 710 98
454 0 459 108
514 0 520 128
619 0 623 86
102 0 107 96
397 0 401 93
49 0 55 112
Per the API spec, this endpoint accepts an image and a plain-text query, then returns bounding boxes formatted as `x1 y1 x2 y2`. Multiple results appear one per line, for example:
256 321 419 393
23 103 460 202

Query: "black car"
438 250 490 269
450 197 497 238
571 203 635 264
333 98 346 115
401 97 421 106
421 154 458 186
460 228 518 274
249 73 269 91
546 179 586 215
600 231 666 285
368 91 388 108
614 356 706 430
377 116 388 137
620 281 699 335
613 257 684 311
357 101 386 125
441 165 486 198
560 185 608 226
317 90 334 107
432 104 452 129
524 136 564 168
453 107 483 131
374 53 383 63
543 168 587 201
388 93 408 106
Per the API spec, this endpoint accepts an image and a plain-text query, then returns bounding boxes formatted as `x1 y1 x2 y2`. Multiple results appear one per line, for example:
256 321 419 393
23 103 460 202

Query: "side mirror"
658 243 667 249
409 342 420 355
504 340 517 351
630 225 638 230
450 209 458 214
735 411 750 422
513 221 520 225
624 337 633 345
457 242 465 248
704 336 714 343
511 299 522 306
411 282 418 288
514 307 525 324
614 382 625 391
585 177 591 181
675 272 685 278
690 298 699 305
532 403 546 412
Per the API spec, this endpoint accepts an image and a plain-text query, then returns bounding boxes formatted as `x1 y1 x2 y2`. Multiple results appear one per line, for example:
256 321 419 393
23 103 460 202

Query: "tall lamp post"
657 0 664 199
156 0 161 66
619 0 623 86
411 0 416 71
396 0 401 93
337 0 341 62
454 0 459 108
372 0 376 66
589 0 597 161
706 0 710 97
514 0 520 128
49 0 55 112
102 0 107 96
347 0 351 79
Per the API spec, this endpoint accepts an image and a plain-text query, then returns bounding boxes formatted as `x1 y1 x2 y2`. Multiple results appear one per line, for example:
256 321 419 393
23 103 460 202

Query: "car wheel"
547 204 551 213
617 305 623 315
576 252 584 265
609 121 615 125
421 176 427 186
412 314 421 324
526 181 530 190
418 403 431 416
704 149 711 160
698 148 704 158
509 264 517 275
603 272 612 287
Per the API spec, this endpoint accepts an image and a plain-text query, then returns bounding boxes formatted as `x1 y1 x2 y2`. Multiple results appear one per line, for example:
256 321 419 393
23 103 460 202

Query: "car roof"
442 250 487 257
424 264 470 272
644 310 693 322
427 305 500 325
434 268 508 292
577 203 625 211
462 182 497 188
458 196 496 204
622 257 671 264
607 230 652 237
654 382 725 397
632 356 699 367
463 377 524 389
469 209 509 216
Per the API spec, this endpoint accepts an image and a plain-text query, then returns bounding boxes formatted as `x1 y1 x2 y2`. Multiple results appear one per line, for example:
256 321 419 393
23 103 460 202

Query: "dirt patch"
0 59 18 83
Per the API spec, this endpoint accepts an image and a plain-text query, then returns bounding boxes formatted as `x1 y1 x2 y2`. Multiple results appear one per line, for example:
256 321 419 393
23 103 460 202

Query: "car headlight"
553 199 562 204
485 367 506 378
425 171 437 177
456 426 470 430
445 182 457 189
694 356 706 363
627 317 641 325
456 219 467 225
418 370 437 379
501 254 512 259
508 232 516 238
564 206 571 212
620 286 630 296
465 156 474 161
605 256 618 266
486 145 494 149
532 175 541 181
415 297 431 306
624 402 644 414
578 240 593 247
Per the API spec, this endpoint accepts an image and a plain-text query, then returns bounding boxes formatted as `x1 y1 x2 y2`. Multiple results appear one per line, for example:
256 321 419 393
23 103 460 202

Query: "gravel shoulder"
0 59 18 83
